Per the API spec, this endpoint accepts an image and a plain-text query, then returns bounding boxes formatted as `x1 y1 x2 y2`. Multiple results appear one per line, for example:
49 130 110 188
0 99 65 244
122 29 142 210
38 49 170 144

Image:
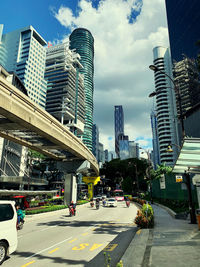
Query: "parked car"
0 200 18 265
106 198 117 207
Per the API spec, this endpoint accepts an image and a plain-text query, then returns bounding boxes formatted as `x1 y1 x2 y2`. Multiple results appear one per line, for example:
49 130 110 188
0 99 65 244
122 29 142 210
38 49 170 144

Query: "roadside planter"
134 203 154 228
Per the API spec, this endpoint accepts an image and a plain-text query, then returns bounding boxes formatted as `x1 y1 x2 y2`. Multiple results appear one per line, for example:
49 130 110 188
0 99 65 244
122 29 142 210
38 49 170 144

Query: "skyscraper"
129 141 139 159
69 28 94 151
173 57 200 115
165 0 200 61
151 46 179 166
119 135 129 160
150 109 160 169
114 105 124 157
45 42 85 136
0 24 47 108
92 124 99 161
165 1 200 134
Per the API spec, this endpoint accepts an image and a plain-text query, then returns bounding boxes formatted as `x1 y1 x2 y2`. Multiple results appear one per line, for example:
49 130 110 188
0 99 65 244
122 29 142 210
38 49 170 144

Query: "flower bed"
134 203 154 228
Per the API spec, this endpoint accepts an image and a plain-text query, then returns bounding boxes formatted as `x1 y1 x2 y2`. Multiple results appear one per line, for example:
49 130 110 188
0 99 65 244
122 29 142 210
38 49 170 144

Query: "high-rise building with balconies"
151 46 179 166
45 42 85 136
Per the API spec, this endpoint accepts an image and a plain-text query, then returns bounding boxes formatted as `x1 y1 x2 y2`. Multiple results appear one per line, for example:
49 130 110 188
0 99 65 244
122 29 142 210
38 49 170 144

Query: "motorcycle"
69 205 76 216
17 219 24 230
126 200 130 208
96 202 100 210
90 201 94 208
102 199 106 207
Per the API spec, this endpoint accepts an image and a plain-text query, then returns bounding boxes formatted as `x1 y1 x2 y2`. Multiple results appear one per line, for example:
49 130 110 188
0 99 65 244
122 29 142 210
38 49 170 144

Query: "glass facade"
114 105 124 157
92 124 99 161
165 0 200 61
69 28 94 151
0 25 47 109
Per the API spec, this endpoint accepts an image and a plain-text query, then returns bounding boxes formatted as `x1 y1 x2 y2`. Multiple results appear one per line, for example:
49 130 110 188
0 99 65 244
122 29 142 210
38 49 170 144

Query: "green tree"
150 163 172 180
100 158 147 194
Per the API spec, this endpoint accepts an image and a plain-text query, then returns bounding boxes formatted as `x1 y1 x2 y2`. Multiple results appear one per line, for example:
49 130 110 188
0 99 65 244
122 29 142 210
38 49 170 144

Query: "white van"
0 200 18 265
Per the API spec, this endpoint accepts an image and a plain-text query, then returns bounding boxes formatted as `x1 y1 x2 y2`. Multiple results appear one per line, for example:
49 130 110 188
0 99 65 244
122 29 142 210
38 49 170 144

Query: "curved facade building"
69 28 94 151
152 46 179 166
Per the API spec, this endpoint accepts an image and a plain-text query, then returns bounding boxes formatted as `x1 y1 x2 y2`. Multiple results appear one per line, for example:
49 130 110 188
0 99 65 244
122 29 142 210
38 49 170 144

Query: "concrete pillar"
64 173 77 205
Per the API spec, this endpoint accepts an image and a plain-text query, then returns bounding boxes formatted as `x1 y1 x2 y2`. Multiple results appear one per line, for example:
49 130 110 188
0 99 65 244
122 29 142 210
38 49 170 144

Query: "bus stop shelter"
172 137 200 223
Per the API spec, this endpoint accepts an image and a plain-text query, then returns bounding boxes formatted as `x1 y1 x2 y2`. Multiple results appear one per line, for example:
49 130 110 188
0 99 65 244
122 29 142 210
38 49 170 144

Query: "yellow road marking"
21 261 36 267
72 243 89 250
137 229 141 235
81 232 89 236
69 238 77 243
90 243 103 251
48 248 59 254
104 244 118 251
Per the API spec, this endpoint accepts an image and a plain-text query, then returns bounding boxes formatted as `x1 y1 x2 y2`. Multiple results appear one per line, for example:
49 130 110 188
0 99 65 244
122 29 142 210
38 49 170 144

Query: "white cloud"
54 0 169 151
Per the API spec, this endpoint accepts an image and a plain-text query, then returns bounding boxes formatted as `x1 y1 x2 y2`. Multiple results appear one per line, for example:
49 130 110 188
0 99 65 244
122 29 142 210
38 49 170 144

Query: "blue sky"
0 0 73 41
0 0 169 153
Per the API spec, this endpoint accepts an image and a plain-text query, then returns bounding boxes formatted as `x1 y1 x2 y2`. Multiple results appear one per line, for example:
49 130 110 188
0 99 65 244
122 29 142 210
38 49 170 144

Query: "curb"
121 229 150 267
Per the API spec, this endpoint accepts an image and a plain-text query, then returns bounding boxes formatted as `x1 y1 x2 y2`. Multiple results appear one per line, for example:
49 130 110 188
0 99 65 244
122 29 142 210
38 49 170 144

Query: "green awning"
173 138 200 174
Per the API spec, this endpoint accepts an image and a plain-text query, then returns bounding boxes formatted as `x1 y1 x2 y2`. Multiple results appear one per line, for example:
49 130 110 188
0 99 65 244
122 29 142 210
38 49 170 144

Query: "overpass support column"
63 173 77 205
56 160 91 205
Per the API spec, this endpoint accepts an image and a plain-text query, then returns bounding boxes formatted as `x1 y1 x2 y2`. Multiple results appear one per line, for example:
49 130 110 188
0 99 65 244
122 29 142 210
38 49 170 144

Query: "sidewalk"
121 204 200 267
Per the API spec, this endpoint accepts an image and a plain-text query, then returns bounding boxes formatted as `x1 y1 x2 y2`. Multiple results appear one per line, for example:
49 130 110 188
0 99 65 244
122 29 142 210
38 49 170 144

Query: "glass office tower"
165 0 200 61
69 28 94 151
0 24 47 108
114 105 124 158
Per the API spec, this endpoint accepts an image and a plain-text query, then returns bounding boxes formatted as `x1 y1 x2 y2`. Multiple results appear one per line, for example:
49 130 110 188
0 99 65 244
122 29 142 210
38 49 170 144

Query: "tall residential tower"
151 46 179 166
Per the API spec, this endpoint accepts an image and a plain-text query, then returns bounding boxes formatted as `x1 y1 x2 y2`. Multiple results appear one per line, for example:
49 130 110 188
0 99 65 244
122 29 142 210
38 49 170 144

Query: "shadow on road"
13 250 88 266
85 227 137 267
37 219 136 235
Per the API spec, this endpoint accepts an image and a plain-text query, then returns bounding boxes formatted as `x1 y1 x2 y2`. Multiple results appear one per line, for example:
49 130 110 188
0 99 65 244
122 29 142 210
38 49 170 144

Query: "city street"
4 202 138 267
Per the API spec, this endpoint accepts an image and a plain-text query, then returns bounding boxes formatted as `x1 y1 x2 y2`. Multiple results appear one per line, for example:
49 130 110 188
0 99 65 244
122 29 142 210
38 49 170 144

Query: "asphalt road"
4 201 138 267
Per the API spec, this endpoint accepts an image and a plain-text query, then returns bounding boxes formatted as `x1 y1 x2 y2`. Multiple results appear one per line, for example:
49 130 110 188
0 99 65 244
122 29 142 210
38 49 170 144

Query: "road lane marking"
89 243 103 251
21 260 36 267
24 236 72 260
48 248 59 254
81 232 89 236
68 238 77 243
103 244 118 251
40 225 58 232
72 243 89 250
137 229 141 235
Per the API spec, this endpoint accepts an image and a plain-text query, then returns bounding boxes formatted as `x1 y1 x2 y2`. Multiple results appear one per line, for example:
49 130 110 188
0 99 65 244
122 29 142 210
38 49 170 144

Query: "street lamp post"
141 150 153 203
